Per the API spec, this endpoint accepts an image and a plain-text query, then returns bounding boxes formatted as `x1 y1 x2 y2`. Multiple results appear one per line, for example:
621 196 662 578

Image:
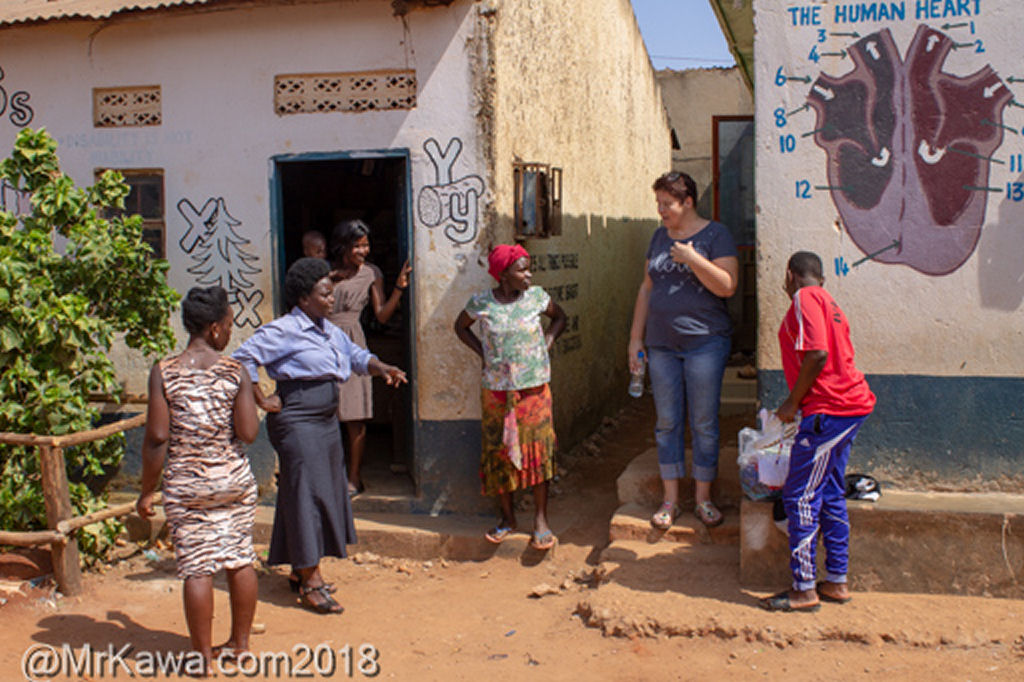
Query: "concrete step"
119 499 564 564
720 370 758 415
609 502 739 546
740 491 1024 598
721 370 758 399
615 447 743 510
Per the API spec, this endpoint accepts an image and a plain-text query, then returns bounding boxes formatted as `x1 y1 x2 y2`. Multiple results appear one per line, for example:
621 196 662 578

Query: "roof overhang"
0 0 454 28
708 0 754 93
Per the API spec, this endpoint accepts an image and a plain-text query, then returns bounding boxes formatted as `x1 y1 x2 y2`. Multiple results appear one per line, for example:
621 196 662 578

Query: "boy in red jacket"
761 251 876 612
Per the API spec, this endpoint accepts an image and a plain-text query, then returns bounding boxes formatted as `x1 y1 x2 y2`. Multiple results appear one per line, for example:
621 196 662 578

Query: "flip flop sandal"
485 524 515 544
816 582 852 603
759 590 821 613
694 501 724 527
530 529 556 551
651 502 680 530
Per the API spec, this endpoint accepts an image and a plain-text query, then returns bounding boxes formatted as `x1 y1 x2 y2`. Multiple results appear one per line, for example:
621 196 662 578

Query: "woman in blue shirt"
233 257 406 614
628 172 738 530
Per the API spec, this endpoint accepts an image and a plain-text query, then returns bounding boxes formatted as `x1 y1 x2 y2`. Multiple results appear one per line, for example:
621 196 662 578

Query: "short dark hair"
181 286 230 335
302 230 326 247
652 171 698 206
787 251 824 279
330 219 371 265
285 257 330 308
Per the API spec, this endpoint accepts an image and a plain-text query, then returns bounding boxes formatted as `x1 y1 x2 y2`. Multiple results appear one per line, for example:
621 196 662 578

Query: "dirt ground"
2 400 1024 681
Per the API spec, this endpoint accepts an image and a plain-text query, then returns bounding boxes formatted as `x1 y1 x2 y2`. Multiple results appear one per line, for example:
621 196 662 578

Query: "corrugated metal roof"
0 0 450 28
0 0 238 26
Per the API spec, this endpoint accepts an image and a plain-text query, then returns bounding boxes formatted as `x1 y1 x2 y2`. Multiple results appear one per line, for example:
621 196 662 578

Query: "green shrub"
0 128 179 566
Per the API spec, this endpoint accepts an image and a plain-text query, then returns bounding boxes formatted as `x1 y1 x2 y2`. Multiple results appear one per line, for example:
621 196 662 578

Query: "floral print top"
464 286 552 390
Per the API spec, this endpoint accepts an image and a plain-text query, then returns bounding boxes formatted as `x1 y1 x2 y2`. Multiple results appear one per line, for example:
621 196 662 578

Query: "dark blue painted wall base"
759 371 1024 483
413 419 494 515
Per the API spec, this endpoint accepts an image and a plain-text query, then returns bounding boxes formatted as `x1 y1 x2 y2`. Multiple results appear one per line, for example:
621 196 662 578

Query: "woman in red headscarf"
454 244 566 550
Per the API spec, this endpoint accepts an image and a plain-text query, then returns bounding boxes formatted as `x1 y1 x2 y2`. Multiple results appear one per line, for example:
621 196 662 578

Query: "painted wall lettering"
0 66 34 127
553 334 582 355
417 137 485 245
528 252 580 272
177 197 264 327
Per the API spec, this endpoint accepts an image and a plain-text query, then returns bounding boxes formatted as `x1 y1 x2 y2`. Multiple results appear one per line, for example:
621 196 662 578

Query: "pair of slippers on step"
485 524 556 550
650 500 723 530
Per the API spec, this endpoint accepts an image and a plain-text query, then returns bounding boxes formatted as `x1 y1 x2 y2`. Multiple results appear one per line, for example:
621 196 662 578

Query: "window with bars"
93 86 162 127
97 169 165 259
274 70 416 115
513 163 562 239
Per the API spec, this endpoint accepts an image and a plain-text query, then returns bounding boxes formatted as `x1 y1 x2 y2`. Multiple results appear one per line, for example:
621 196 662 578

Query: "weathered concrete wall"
0 0 671 513
754 0 1024 487
0 0 483 396
0 0 494 509
657 66 753 207
487 0 672 445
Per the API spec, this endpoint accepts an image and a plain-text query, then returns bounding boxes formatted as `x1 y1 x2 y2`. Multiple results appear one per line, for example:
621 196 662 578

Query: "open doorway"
271 152 414 498
712 115 756 359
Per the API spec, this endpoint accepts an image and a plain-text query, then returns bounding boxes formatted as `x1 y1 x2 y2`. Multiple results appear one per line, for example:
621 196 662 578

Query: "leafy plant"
0 128 179 565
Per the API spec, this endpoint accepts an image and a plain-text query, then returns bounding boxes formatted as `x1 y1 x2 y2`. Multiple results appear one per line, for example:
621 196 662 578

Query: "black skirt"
266 379 357 567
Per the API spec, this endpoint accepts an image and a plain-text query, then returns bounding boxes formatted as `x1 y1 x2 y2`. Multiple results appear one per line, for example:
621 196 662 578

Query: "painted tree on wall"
181 197 260 292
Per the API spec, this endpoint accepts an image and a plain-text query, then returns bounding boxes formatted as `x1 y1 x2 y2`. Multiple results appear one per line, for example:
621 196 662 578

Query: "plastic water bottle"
628 351 645 398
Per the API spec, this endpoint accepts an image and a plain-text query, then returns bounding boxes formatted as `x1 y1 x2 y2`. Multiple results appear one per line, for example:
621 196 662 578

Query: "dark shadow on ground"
31 610 189 658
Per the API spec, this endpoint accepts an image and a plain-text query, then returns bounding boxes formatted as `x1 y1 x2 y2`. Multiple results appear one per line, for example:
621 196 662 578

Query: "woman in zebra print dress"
137 286 260 667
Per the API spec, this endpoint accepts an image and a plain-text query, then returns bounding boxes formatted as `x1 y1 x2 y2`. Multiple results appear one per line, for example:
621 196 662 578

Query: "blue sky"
630 0 735 70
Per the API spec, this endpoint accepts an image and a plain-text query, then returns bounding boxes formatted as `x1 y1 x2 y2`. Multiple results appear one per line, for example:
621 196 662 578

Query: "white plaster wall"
658 66 753 194
0 0 487 402
754 0 1024 377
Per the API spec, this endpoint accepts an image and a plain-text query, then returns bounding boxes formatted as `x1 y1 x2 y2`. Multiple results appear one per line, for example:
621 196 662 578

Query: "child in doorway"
302 230 327 260
760 251 876 612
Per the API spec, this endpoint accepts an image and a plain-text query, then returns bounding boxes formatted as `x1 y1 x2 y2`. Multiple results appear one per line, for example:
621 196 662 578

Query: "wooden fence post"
38 444 82 596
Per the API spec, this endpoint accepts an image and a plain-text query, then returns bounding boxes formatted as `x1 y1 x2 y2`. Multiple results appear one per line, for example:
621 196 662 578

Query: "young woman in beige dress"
327 219 410 497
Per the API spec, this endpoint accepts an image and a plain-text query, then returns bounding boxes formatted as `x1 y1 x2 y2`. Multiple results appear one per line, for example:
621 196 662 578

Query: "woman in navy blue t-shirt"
627 172 738 529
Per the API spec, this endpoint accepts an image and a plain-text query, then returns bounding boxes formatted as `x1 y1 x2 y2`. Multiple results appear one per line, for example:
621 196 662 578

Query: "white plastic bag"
756 445 790 487
737 409 797 499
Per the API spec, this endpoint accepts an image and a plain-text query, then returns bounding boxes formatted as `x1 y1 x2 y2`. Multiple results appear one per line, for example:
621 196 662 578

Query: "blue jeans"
647 335 730 483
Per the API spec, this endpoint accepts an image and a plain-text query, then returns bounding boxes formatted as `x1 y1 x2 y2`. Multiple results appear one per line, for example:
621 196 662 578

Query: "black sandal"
289 574 336 594
299 583 344 615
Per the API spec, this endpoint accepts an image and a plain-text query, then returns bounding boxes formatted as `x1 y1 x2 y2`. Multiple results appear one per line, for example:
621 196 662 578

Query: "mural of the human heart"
808 25 1012 276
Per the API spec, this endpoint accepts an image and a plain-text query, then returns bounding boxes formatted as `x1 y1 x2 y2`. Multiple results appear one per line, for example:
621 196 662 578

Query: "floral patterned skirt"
480 384 556 496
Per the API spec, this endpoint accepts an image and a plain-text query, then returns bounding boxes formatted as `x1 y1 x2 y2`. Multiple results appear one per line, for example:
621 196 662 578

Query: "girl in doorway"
328 219 411 497
136 286 260 666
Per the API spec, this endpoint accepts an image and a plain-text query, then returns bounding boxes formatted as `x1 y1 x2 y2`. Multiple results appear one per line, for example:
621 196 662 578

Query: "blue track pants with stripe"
782 413 869 591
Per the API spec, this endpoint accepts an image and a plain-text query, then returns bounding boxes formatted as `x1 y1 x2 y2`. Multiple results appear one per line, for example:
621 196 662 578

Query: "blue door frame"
268 149 419 491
